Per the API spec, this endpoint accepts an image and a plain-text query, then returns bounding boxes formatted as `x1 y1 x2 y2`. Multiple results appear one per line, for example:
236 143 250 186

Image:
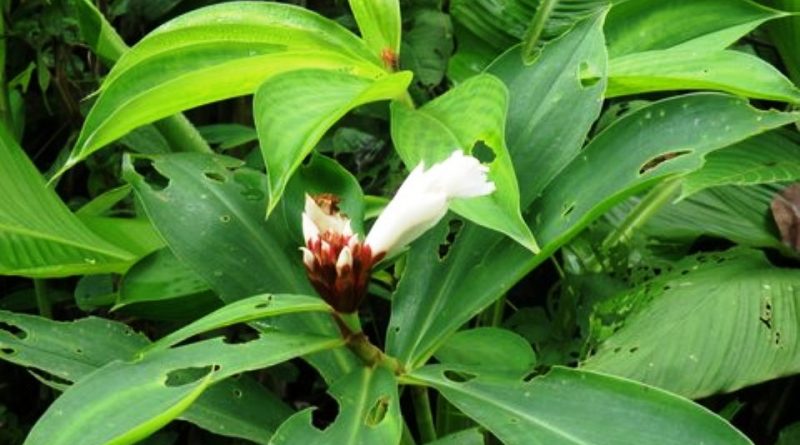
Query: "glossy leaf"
604 0 785 57
147 294 331 353
124 153 358 382
64 1 386 173
390 74 538 252
530 94 799 250
349 0 402 65
69 0 128 61
607 50 800 102
270 366 402 445
387 12 608 368
254 69 411 213
584 249 800 399
681 130 800 198
0 124 135 277
0 311 290 444
434 327 535 375
426 429 484 445
25 333 344 445
764 0 800 84
409 366 751 445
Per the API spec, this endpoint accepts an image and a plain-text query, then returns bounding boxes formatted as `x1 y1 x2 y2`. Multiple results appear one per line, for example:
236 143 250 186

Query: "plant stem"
33 279 52 319
601 177 682 251
153 114 213 154
400 420 418 445
411 387 437 443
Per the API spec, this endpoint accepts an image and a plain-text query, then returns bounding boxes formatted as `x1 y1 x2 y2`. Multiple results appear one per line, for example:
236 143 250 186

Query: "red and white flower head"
301 150 494 313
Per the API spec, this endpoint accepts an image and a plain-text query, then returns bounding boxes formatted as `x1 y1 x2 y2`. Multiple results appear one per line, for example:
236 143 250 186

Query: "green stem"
33 279 52 319
601 177 682 251
411 387 437 443
400 420 418 445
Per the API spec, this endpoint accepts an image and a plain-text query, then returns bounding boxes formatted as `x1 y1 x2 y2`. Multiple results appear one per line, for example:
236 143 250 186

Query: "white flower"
364 150 495 257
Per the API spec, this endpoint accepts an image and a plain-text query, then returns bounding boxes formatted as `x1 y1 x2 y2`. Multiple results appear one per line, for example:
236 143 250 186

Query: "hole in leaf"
255 302 270 309
629 347 639 353
472 141 496 164
132 158 170 191
443 370 477 383
365 395 390 426
0 321 27 339
562 203 575 218
0 347 15 355
233 388 243 398
579 61 601 88
165 365 215 387
638 150 692 175
522 371 537 383
311 391 340 430
438 219 464 260
30 369 72 387
204 171 227 183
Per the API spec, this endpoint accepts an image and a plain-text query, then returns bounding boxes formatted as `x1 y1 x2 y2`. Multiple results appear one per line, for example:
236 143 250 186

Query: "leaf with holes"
409 365 751 445
681 130 800 198
269 366 401 445
255 69 411 214
147 294 331 353
62 2 387 174
529 94 799 252
606 50 800 102
583 248 800 399
123 152 359 382
387 11 608 369
0 123 136 277
25 332 344 445
390 74 538 252
0 311 292 444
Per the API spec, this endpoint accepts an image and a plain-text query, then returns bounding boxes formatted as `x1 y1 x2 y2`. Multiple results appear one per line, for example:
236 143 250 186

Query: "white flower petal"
336 246 353 275
300 247 316 269
302 212 320 243
365 149 494 256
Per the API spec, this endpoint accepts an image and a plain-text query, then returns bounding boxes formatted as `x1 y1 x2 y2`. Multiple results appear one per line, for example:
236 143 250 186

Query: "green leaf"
270 366 402 445
124 152 358 382
387 11 608 368
638 184 786 251
764 0 800 85
607 50 800 102
0 124 135 277
25 333 344 445
434 327 535 375
0 311 290 444
69 0 129 62
147 294 331 353
521 0 609 63
400 9 454 86
777 422 800 445
0 310 149 382
409 366 751 445
425 429 484 445
254 69 411 214
530 94 799 250
64 1 386 173
349 0 402 66
79 216 165 259
197 124 258 150
390 74 538 252
75 184 133 217
681 130 800 198
583 249 800 399
117 248 213 308
604 0 785 57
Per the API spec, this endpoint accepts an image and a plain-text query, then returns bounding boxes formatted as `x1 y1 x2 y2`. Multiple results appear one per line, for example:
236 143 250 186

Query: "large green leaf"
0 124 135 277
607 50 800 102
390 74 538 252
69 0 128 61
521 0 609 62
147 294 332 353
124 152 359 382
25 332 344 445
434 327 535 375
387 11 608 368
583 249 800 399
604 0 785 57
0 311 289 444
63 1 386 173
681 130 800 198
269 366 402 445
348 0 402 66
254 69 411 214
118 248 212 308
530 94 799 248
408 366 751 445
